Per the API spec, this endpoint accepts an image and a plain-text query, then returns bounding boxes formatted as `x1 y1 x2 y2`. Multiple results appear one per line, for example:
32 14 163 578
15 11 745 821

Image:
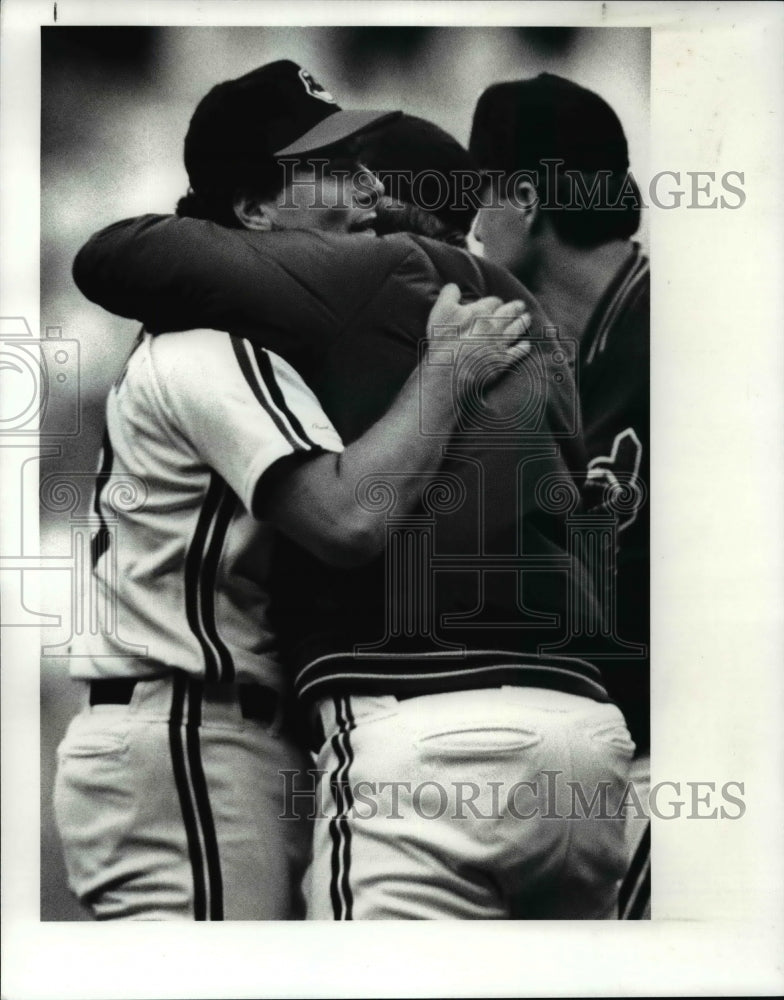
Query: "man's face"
473 200 527 274
270 158 384 235
472 176 538 280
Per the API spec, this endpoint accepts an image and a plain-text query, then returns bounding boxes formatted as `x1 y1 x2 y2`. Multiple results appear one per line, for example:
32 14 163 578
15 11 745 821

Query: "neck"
524 239 635 344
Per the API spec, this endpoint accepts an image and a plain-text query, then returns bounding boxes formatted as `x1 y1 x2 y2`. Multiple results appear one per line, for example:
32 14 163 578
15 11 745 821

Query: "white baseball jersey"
70 328 343 689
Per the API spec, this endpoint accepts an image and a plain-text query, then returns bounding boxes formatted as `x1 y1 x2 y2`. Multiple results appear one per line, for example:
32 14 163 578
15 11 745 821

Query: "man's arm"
153 287 529 571
258 285 530 567
72 214 400 347
72 214 262 331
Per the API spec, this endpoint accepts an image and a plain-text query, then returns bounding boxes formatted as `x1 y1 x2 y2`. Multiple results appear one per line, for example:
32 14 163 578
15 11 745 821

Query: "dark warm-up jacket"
74 217 615 711
579 244 650 750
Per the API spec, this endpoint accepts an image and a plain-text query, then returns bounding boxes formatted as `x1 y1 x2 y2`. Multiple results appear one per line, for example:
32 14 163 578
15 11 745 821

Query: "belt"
308 690 425 752
89 678 280 727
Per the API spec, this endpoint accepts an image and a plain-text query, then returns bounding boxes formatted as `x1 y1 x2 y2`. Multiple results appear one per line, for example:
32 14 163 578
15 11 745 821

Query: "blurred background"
40 25 650 919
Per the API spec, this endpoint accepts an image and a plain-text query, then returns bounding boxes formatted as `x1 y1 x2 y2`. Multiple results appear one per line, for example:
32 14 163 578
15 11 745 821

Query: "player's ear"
233 192 276 231
510 178 540 229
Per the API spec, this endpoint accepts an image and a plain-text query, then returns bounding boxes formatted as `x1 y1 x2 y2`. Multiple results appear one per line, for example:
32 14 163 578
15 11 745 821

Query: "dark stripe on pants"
185 680 224 920
168 672 207 920
339 698 356 919
328 697 356 920
619 820 651 919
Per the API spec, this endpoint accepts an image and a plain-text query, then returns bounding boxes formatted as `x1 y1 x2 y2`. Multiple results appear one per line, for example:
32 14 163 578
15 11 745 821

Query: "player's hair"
537 170 642 247
373 196 468 248
176 160 287 228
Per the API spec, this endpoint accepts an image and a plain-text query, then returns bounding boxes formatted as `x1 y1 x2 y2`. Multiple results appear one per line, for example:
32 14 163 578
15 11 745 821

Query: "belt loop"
235 683 281 729
89 678 138 706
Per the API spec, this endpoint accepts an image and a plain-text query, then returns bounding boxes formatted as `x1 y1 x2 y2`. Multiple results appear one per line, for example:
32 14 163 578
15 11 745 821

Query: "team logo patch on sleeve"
298 68 336 104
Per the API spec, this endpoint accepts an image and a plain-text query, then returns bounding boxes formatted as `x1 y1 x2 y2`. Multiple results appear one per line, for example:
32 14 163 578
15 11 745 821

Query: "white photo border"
2 1 783 997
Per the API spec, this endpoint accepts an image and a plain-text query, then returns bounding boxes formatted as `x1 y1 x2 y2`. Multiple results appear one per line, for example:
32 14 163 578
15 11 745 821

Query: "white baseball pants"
54 674 310 920
306 686 634 919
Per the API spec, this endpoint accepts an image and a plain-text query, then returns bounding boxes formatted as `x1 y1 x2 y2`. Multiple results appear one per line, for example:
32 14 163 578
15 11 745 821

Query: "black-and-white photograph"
1 1 783 997
38 21 651 924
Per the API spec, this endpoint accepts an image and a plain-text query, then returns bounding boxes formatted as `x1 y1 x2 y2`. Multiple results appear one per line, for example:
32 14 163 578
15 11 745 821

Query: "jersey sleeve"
148 329 343 513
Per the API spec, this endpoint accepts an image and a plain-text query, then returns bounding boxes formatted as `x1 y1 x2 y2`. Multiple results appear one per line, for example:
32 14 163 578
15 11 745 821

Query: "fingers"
491 298 527 320
436 282 462 309
461 296 504 323
426 284 534 345
425 283 462 334
454 304 527 350
505 334 532 362
497 311 532 350
470 302 531 347
463 297 528 331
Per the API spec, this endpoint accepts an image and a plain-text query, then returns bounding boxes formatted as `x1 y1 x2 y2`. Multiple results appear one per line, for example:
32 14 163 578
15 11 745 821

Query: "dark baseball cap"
184 60 400 195
469 73 629 174
357 115 480 235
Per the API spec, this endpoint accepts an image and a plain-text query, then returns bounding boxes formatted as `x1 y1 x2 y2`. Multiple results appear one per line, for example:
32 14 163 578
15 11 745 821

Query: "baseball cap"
357 115 480 235
469 73 629 175
184 60 400 195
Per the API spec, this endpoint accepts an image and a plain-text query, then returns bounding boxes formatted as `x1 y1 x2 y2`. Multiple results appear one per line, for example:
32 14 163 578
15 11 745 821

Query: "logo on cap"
298 68 336 105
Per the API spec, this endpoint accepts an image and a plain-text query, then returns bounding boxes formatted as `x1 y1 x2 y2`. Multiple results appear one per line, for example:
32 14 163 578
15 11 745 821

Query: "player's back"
74 328 339 690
